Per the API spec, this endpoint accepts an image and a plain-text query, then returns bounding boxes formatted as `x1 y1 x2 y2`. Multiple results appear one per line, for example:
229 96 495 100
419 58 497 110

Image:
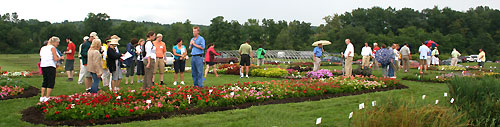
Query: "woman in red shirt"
204 43 220 78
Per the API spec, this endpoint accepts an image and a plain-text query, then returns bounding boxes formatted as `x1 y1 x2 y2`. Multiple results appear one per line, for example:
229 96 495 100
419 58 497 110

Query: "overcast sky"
1 0 499 26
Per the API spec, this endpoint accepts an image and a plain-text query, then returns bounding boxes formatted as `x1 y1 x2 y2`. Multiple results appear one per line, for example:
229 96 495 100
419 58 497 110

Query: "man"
81 32 97 92
418 42 431 74
478 49 486 69
399 43 411 72
189 26 205 87
343 39 354 76
77 36 89 84
64 38 76 81
372 43 380 70
426 46 432 67
450 48 461 66
313 43 324 71
360 43 372 69
153 34 167 85
239 40 253 78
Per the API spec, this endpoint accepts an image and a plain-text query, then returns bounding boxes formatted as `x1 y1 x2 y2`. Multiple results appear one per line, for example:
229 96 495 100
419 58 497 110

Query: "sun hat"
89 32 97 37
109 39 120 45
110 35 120 40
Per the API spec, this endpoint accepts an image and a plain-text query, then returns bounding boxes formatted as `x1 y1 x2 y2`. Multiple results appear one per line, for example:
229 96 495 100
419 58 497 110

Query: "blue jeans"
381 63 395 77
191 56 204 87
388 63 395 77
90 72 100 93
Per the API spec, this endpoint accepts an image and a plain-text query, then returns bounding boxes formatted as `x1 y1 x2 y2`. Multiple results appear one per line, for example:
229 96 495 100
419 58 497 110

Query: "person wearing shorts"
239 40 253 78
153 34 167 85
81 32 96 92
204 43 221 78
64 38 76 81
173 38 187 85
107 38 122 91
418 42 431 74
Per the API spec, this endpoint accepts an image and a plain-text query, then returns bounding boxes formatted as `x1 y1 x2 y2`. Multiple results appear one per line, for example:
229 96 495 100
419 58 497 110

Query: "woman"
124 38 138 85
256 45 266 66
135 39 145 83
173 38 187 85
431 47 440 66
39 36 64 102
392 44 401 72
375 44 395 78
204 43 220 78
107 39 122 91
143 31 156 89
87 39 103 93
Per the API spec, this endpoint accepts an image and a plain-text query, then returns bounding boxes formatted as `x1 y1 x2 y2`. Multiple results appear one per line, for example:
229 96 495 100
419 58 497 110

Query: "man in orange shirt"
153 34 167 85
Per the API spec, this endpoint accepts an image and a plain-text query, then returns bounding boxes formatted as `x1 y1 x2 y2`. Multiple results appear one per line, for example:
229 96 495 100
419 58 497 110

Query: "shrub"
448 77 500 126
250 68 288 78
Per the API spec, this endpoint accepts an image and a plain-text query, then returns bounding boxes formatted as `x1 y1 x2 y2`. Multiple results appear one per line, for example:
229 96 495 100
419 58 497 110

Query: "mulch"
401 77 447 83
22 85 408 126
0 86 39 101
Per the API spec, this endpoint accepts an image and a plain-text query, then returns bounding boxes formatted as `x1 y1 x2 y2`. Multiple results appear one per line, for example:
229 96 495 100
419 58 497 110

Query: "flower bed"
218 64 258 75
25 76 404 126
2 71 33 77
0 77 39 100
250 68 288 78
306 69 334 78
431 65 466 71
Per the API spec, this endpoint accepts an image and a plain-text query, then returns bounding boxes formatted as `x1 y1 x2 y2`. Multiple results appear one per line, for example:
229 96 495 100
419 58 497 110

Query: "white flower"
146 100 152 104
167 91 171 96
70 104 75 109
116 96 121 100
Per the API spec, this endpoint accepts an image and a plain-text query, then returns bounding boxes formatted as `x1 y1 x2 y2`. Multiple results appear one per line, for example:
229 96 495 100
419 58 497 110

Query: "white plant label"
316 117 322 125
167 91 171 96
372 101 376 106
209 89 213 95
444 93 448 97
349 112 353 119
450 98 455 104
435 100 439 104
422 95 426 100
146 100 152 104
230 92 235 96
359 103 365 110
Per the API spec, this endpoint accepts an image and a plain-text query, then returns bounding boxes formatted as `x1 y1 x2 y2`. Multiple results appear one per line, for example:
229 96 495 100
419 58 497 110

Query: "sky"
1 0 499 26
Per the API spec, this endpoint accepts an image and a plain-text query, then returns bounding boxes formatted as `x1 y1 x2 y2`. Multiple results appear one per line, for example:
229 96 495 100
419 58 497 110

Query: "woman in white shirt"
143 31 156 89
392 44 401 71
39 36 64 102
135 39 145 83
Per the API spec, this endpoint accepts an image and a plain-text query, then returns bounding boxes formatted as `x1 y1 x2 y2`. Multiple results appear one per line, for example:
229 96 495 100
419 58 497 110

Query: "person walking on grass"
361 43 372 70
375 44 395 78
87 39 103 93
190 26 205 87
143 31 157 89
239 40 253 78
173 38 187 85
107 38 122 91
418 42 431 74
64 38 76 81
124 38 138 85
450 48 461 66
39 36 64 102
392 44 401 72
204 43 221 78
81 32 97 92
135 39 145 83
313 43 324 72
343 39 354 76
431 47 440 66
256 45 266 66
77 36 89 85
400 43 411 72
153 34 167 85
372 43 380 70
478 49 486 69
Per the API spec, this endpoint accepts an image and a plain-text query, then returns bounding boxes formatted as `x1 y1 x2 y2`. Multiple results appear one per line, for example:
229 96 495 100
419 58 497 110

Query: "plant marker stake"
316 117 322 125
209 89 213 95
450 98 455 104
349 112 353 119
146 100 151 104
359 103 365 110
444 93 447 97
435 100 439 104
422 95 426 100
372 101 376 106
187 95 191 104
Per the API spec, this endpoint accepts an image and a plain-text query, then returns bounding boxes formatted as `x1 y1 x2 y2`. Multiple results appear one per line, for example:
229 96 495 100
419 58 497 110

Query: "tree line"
0 6 499 60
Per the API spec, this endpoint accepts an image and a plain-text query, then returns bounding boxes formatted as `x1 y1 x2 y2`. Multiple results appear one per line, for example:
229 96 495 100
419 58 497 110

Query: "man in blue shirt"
313 44 324 71
189 26 205 87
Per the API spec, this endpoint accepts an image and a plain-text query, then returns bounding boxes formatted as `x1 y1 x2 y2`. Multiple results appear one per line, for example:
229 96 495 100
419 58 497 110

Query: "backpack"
260 48 265 56
142 41 154 57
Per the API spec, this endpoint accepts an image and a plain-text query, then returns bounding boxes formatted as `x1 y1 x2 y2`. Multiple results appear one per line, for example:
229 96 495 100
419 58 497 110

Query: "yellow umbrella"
312 40 331 46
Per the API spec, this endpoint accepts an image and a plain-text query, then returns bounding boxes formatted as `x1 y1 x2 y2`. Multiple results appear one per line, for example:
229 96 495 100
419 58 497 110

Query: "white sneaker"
43 97 49 102
180 81 185 85
39 97 45 102
246 75 249 78
173 81 177 86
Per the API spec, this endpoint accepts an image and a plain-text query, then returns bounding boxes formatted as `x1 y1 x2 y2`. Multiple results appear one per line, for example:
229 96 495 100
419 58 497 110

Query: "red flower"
129 109 134 112
65 107 70 110
55 111 60 114
87 113 91 116
43 109 47 113
105 114 110 119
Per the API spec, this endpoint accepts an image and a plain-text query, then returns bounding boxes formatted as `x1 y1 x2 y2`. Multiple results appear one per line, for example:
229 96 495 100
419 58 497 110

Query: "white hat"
156 33 163 37
373 43 378 45
109 39 120 45
89 32 97 37
83 36 89 41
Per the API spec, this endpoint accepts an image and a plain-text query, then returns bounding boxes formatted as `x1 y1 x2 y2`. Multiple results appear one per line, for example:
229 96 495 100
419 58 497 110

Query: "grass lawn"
1 54 497 126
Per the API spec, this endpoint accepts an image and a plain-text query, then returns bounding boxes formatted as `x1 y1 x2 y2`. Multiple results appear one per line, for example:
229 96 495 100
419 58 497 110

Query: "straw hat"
109 39 120 45
110 35 121 40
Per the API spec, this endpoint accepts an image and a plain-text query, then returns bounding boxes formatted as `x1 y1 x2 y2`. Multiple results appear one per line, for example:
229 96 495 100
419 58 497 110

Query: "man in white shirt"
361 43 372 69
343 39 354 76
418 42 431 74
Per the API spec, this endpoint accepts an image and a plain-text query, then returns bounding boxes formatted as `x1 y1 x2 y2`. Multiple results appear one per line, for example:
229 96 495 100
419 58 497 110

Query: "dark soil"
401 77 447 83
22 85 408 126
0 86 39 101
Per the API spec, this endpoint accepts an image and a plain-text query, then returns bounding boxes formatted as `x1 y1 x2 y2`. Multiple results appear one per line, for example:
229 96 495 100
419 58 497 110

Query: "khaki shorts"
419 59 427 66
154 58 165 74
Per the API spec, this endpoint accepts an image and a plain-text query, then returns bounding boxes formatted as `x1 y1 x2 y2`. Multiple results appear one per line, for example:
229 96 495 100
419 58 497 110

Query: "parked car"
465 55 479 62
458 56 467 63
321 56 342 63
441 58 452 65
214 53 239 64
164 52 175 66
